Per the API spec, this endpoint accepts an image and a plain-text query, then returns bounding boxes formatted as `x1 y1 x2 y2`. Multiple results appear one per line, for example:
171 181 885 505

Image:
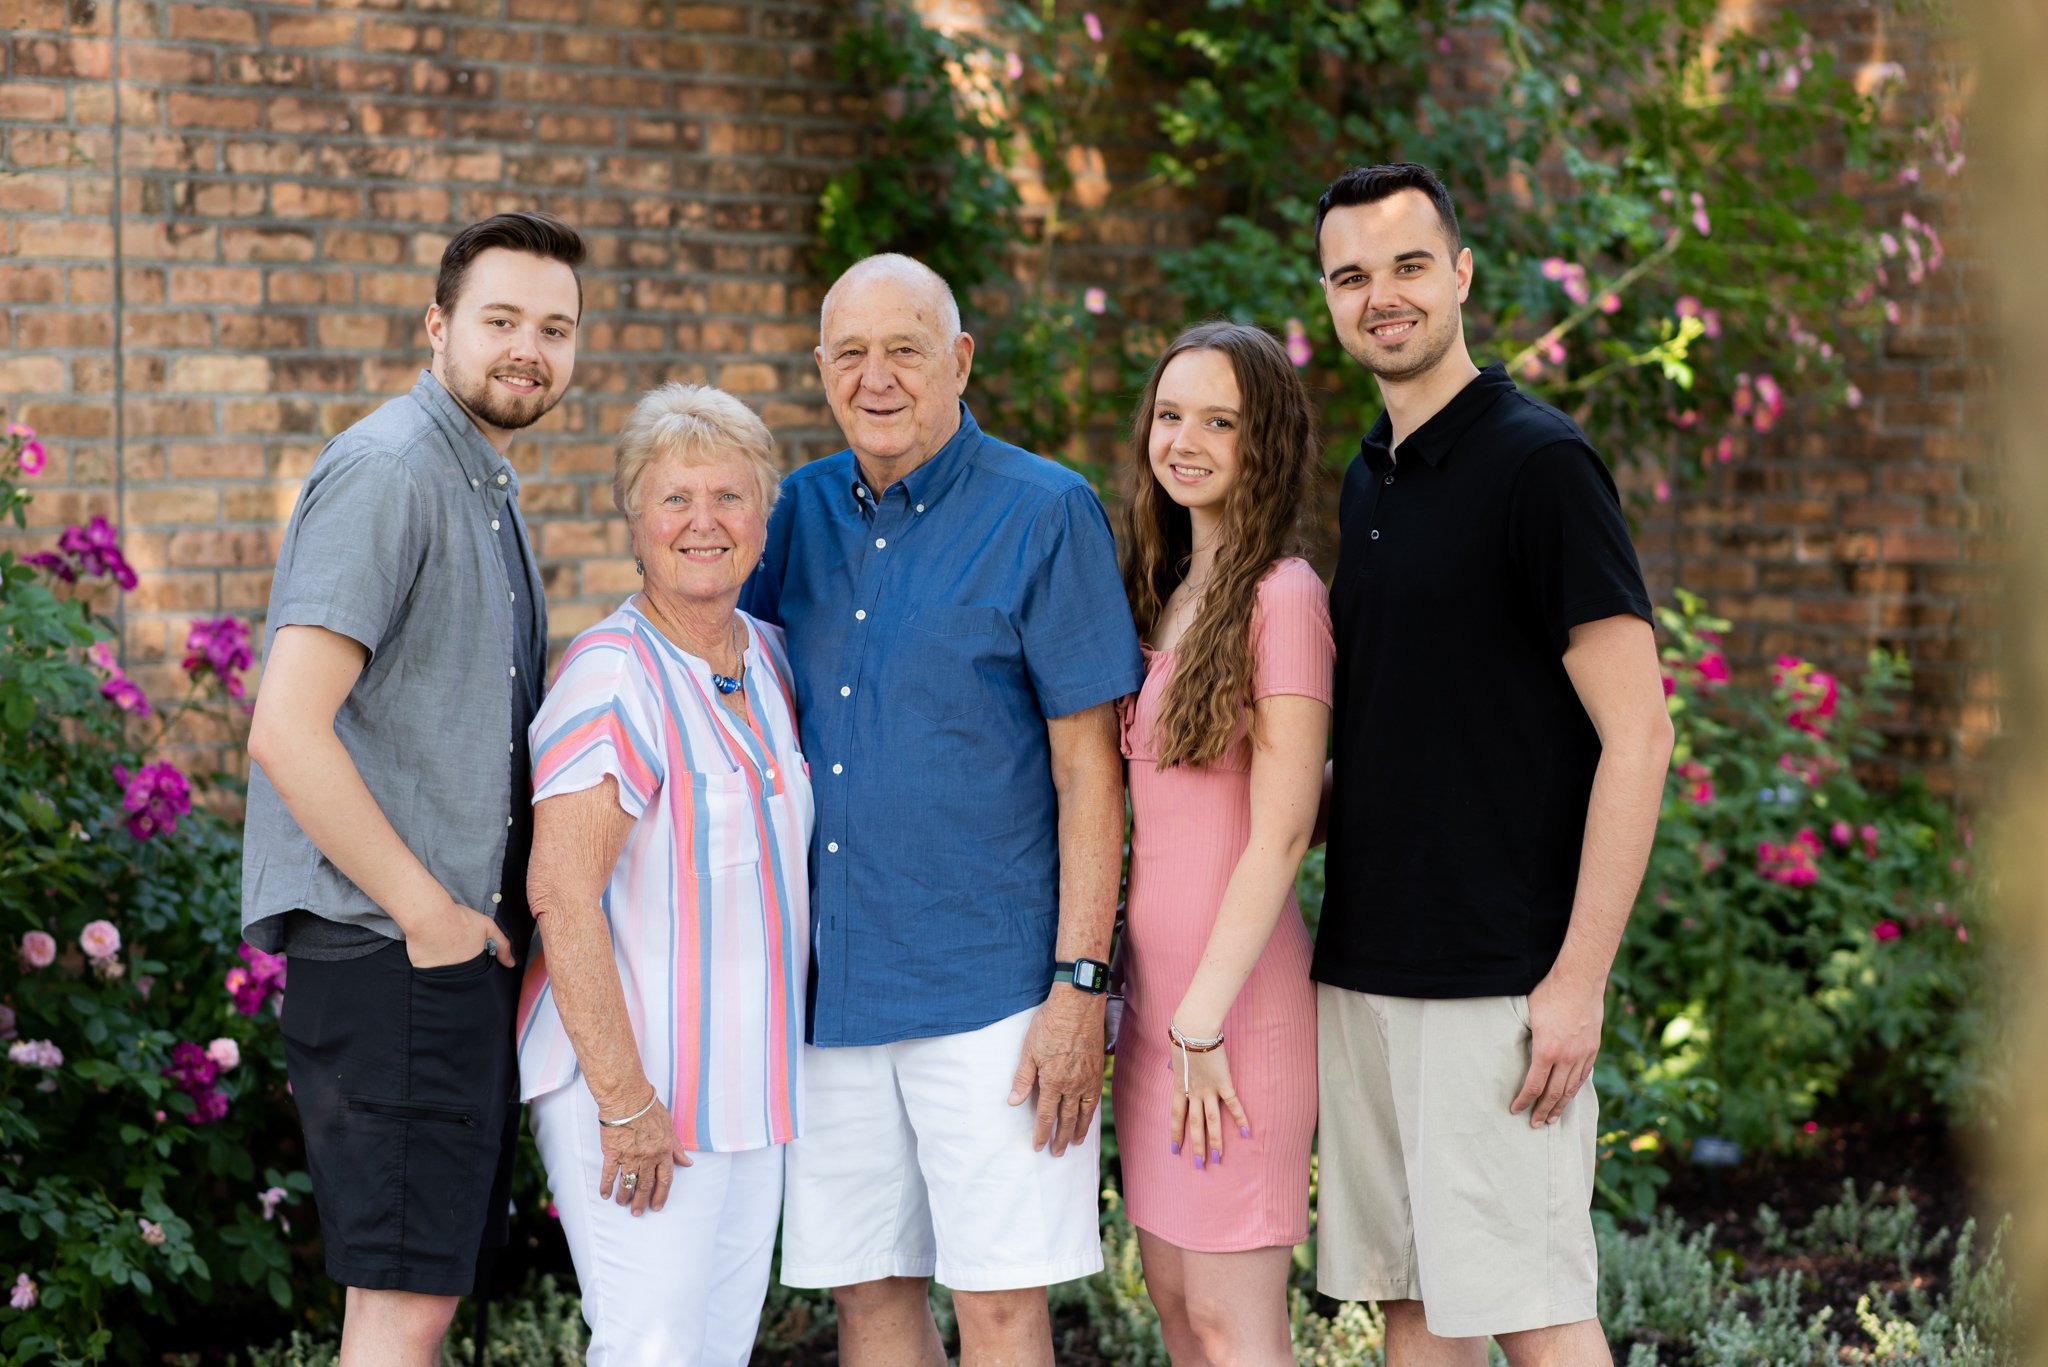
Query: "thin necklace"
641 595 745 695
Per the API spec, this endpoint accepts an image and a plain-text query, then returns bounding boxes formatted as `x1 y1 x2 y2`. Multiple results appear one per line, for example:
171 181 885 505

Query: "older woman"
517 383 811 1366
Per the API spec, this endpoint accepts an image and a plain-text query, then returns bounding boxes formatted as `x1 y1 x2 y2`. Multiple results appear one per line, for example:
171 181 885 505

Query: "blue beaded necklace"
643 595 744 695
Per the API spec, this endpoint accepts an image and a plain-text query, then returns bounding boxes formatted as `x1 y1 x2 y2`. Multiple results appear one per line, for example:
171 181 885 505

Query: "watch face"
1073 960 1105 991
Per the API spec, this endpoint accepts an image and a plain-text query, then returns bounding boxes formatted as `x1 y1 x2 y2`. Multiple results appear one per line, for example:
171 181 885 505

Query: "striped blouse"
516 602 812 1153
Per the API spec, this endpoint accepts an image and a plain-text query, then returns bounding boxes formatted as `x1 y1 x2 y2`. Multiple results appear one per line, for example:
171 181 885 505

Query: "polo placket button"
1371 529 1381 540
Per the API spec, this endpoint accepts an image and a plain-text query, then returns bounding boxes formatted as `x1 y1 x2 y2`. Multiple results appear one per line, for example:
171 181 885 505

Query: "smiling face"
816 268 973 483
1318 189 1472 385
629 451 769 610
427 246 580 448
1146 348 1243 529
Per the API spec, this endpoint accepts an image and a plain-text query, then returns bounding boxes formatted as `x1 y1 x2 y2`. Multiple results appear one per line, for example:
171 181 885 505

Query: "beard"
1338 313 1459 383
442 351 561 432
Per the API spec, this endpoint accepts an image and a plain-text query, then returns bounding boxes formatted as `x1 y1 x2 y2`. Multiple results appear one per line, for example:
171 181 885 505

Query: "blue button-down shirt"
742 404 1143 1046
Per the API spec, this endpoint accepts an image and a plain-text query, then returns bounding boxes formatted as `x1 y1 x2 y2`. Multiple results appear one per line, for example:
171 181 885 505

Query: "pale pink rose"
9 1274 34 1310
138 1219 166 1246
1845 384 1862 409
20 932 55 970
205 1038 241 1071
1082 11 1102 41
258 1186 288 1221
78 920 120 962
1004 51 1023 81
1082 287 1107 316
1561 73 1580 97
8 1039 62 1069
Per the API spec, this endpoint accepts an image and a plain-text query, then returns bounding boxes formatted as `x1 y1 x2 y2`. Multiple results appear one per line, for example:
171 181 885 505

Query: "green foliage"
816 1 1936 482
1615 590 1983 1154
0 424 306 1365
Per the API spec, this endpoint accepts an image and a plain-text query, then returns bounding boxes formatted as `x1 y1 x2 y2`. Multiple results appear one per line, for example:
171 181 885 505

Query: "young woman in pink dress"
1113 321 1333 1364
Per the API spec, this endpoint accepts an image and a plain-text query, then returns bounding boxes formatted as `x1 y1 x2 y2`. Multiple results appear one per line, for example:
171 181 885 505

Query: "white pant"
780 1005 1105 1292
530 1080 784 1367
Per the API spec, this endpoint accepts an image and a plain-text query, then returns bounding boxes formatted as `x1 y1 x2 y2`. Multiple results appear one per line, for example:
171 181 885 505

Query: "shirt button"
915 503 925 514
1371 529 1381 540
854 609 866 621
497 473 509 485
827 841 839 853
767 767 776 780
507 815 514 827
509 591 516 602
855 485 867 498
491 519 501 531
509 741 515 754
470 478 480 489
509 666 517 677
831 763 843 775
839 685 851 697
1384 474 1395 485
489 892 502 904
874 537 886 549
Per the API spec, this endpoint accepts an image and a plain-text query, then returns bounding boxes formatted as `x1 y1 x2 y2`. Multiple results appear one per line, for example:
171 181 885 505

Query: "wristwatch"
1054 958 1110 994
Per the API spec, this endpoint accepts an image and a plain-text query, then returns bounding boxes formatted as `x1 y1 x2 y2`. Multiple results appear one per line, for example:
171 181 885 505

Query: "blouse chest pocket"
898 605 1005 726
689 770 763 872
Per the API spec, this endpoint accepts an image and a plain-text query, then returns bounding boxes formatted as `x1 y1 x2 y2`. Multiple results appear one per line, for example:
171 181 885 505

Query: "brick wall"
0 0 1995 792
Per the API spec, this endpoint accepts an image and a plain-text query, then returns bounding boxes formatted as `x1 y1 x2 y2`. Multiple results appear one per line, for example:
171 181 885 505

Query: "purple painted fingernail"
1240 1125 1251 1139
1194 1153 1205 1170
1211 1149 1222 1165
1170 1141 1180 1155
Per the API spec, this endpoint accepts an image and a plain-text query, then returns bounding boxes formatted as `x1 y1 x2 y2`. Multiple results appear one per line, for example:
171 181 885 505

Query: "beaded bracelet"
1167 1021 1226 1095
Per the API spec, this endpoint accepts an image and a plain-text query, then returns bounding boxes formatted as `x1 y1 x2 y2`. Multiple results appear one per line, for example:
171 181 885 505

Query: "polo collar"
849 401 980 512
412 370 522 497
1358 363 1515 474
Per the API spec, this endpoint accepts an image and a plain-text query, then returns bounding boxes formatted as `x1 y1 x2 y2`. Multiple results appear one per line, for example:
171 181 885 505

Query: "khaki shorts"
1315 984 1598 1338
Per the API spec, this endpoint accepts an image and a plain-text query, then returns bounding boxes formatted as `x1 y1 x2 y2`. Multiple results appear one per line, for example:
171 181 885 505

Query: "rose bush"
0 421 311 1365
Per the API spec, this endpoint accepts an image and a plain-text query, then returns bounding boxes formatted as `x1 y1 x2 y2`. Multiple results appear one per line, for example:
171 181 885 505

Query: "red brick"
17 219 113 258
169 267 262 305
168 356 272 393
0 82 66 120
168 3 256 40
10 35 110 78
0 357 66 391
269 12 358 45
167 92 261 129
119 43 213 83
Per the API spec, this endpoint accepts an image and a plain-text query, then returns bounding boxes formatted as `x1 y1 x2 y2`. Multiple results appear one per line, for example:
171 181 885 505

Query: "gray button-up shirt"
242 371 548 951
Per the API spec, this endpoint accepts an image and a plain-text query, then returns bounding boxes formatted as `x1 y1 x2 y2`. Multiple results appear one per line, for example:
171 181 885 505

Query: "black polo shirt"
1313 364 1652 999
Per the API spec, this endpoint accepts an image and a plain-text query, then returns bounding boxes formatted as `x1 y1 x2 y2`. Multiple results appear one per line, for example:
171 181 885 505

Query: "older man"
743 254 1141 1366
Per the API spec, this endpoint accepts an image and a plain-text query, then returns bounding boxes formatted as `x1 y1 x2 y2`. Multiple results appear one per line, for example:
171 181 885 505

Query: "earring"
634 557 643 576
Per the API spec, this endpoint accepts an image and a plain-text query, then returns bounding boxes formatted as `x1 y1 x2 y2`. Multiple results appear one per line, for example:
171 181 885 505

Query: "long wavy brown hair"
1119 321 1318 768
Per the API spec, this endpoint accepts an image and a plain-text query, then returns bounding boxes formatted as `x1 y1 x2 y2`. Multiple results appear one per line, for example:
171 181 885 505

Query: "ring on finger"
621 1171 638 1191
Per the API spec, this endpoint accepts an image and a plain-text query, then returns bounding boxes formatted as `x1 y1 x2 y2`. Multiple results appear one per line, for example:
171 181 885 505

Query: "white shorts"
779 1005 1105 1293
531 1080 785 1367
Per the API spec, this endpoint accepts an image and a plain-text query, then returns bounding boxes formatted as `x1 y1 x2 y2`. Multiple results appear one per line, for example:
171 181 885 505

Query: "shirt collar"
1358 363 1515 474
847 401 981 513
411 370 522 497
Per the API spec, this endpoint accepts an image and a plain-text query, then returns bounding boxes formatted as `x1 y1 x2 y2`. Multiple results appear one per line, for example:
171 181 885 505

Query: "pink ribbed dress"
1113 558 1333 1252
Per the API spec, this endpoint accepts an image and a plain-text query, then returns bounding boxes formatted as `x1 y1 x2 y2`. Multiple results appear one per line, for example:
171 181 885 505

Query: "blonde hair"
613 383 780 517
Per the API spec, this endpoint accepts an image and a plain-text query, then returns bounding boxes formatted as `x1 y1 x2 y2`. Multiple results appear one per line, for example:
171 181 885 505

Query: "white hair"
613 382 781 517
818 253 962 344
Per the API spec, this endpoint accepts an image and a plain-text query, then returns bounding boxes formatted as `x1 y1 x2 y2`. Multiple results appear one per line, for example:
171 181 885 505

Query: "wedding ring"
621 1171 638 1190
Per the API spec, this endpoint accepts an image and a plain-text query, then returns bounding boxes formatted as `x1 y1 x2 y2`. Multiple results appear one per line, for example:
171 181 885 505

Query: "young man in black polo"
1310 163 1673 1366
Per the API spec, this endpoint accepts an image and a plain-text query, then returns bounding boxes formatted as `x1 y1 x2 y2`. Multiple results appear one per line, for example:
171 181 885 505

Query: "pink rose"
9 1274 34 1311
1830 820 1853 847
1082 287 1107 316
206 1038 241 1071
1082 11 1102 41
20 932 55 970
139 1219 166 1246
1872 920 1901 942
79 919 121 962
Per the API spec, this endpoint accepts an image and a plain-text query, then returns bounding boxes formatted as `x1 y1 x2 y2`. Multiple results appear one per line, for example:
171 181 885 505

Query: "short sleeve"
1017 486 1146 718
527 631 666 820
1251 559 1335 705
269 446 426 658
1506 441 1653 655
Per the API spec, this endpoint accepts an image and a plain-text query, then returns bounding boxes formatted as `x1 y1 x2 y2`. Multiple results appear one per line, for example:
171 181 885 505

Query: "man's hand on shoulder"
1006 986 1106 1158
1510 969 1604 1128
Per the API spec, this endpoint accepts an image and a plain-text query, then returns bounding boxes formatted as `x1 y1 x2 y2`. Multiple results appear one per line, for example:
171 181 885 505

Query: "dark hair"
1118 321 1318 768
434 211 587 317
1313 163 1461 269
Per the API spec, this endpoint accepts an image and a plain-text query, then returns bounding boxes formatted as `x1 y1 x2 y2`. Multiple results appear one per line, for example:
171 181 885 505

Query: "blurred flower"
1597 291 1620 315
1675 761 1714 806
1694 652 1729 690
114 762 191 842
1284 317 1312 368
1899 166 1920 185
9 1040 63 1069
139 1220 166 1246
1082 11 1102 41
1756 829 1822 886
103 677 151 717
1831 820 1854 848
1004 51 1023 81
1872 920 1901 942
78 919 121 962
47 517 140 591
164 1042 228 1125
1689 191 1711 237
1653 479 1670 503
227 943 288 1015
1675 295 1701 319
1879 231 1900 258
20 932 56 970
1541 257 1568 281
1701 308 1721 338
10 1274 35 1311
1884 299 1901 325
1561 73 1580 97
258 1186 288 1221
1845 383 1863 409
1082 287 1107 316
182 617 252 699
206 1038 241 1071
0 1006 14 1041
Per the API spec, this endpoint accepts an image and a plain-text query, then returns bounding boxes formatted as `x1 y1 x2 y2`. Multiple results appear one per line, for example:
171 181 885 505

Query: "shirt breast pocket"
899 605 1004 725
690 770 763 872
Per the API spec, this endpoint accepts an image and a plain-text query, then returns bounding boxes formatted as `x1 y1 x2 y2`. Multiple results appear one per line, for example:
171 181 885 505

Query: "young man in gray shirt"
243 211 583 1366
